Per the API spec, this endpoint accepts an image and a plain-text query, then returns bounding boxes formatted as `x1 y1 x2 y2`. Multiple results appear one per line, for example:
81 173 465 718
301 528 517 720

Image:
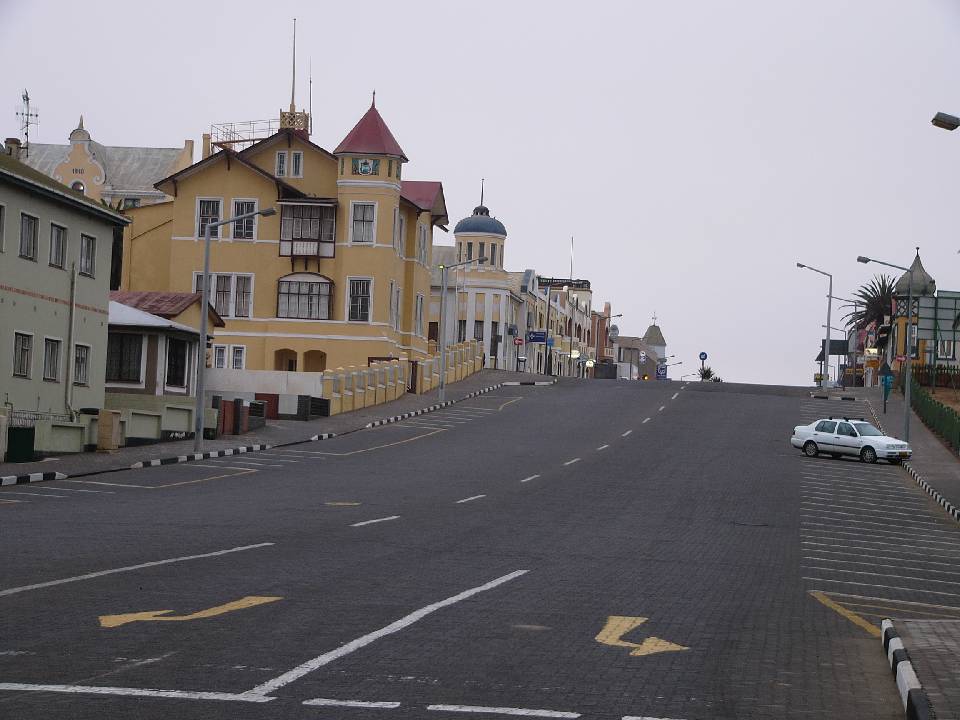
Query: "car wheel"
860 446 878 464
803 441 819 458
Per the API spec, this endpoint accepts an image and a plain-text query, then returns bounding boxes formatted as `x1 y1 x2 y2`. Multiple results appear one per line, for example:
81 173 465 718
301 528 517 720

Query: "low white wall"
206 368 326 396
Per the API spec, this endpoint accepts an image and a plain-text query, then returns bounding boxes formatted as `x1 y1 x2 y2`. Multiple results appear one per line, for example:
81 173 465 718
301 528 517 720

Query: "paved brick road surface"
0 379 935 719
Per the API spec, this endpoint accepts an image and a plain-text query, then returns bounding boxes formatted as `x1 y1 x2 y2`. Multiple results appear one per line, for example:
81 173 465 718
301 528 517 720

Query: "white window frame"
193 272 255 318
79 233 96 277
43 337 62 382
230 198 258 241
937 339 957 361
348 201 377 245
346 276 373 323
415 294 424 337
196 197 223 239
230 344 246 370
389 280 397 330
290 151 303 178
49 223 67 269
19 212 38 261
13 331 33 378
213 344 227 369
276 151 287 177
73 343 90 386
394 285 402 331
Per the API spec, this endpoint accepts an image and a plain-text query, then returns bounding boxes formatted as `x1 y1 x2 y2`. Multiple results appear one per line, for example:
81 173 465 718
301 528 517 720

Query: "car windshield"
853 422 883 437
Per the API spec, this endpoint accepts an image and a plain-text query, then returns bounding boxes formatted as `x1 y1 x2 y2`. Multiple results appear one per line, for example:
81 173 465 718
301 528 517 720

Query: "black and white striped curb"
865 398 960 526
882 620 933 720
1 471 67 486
365 383 505 428
809 393 857 401
131 444 272 468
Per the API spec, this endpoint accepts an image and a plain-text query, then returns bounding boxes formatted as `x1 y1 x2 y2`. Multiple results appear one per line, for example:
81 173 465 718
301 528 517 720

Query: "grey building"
1 139 128 420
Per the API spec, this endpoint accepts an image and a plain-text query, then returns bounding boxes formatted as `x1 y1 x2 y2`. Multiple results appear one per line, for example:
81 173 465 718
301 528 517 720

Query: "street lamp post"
194 206 277 453
858 255 913 441
437 256 488 402
797 263 833 388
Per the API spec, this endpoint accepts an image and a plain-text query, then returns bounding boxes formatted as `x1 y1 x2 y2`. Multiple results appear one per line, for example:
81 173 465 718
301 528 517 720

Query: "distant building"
20 117 193 208
0 139 129 419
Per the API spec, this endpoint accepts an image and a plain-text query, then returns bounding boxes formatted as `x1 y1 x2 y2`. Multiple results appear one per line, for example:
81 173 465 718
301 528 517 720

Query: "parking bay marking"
246 569 529 697
595 615 688 657
0 542 274 598
100 596 283 628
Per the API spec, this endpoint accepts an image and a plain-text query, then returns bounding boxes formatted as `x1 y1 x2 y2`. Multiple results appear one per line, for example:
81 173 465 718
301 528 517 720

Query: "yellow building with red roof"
120 98 446 373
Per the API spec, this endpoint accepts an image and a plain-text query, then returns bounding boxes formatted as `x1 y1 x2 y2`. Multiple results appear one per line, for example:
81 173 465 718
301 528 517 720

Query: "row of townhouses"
0 98 662 460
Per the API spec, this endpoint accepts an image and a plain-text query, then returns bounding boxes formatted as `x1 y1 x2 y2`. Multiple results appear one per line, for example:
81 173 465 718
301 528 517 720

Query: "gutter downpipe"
65 262 78 419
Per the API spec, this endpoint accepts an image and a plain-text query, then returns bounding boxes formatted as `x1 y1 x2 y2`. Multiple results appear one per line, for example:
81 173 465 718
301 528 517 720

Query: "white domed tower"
453 195 507 269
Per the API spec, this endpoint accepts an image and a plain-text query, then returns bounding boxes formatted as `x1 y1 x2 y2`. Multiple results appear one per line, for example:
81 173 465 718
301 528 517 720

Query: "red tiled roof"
401 181 448 227
334 103 408 161
109 291 225 327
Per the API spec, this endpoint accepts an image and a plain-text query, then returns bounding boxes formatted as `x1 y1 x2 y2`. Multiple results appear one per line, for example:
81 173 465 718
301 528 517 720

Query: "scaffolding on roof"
209 119 280 152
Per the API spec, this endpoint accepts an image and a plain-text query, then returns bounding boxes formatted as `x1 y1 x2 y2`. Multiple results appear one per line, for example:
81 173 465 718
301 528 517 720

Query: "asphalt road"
1 379 953 719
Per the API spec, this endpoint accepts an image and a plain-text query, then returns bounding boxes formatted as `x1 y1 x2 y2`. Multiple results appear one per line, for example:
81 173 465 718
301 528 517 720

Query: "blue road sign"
546 337 554 348
526 331 547 343
656 364 668 379
699 351 708 361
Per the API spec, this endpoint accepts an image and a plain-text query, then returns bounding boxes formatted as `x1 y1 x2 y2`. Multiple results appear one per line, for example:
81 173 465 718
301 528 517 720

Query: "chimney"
183 138 194 163
202 133 212 159
5 137 22 161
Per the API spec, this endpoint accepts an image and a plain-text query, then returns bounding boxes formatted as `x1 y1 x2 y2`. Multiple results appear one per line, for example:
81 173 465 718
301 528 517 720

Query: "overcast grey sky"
3 0 959 385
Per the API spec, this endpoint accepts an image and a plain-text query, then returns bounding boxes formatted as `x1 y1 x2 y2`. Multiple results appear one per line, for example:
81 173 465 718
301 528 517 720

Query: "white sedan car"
791 417 912 464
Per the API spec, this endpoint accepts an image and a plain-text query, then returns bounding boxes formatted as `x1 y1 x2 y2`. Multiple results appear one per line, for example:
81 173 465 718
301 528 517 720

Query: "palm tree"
698 365 714 381
842 274 895 330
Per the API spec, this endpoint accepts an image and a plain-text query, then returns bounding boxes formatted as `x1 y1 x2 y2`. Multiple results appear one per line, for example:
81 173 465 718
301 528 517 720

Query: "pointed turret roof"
334 98 408 161
894 250 936 297
69 115 91 142
642 323 666 347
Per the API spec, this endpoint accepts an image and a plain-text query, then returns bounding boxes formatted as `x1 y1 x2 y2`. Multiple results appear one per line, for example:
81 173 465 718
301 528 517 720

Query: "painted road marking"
595 615 689 657
326 502 362 507
802 541 960 562
0 683 272 703
29 486 113 494
801 566 960 587
315 429 446 456
426 705 580 718
658 406 665 412
0 542 274 598
64 479 153 488
642 418 651 424
521 475 541 483
809 590 881 637
671 393 679 400
563 458 581 466
351 516 400 527
803 577 960 599
597 445 609 451
0 490 68 498
304 698 401 708
246 569 529 697
455 495 487 504
623 716 687 720
147 468 257 489
804 556 960 578
99 596 283 628
621 430 632 437
802 546 960 567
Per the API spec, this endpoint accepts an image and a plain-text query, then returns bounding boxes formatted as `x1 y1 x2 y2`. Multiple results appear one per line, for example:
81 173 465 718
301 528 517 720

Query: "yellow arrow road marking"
99 596 282 628
595 615 689 657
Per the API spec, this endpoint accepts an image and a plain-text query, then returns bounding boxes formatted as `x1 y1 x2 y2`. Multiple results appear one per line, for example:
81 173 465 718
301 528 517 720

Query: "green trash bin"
6 426 35 463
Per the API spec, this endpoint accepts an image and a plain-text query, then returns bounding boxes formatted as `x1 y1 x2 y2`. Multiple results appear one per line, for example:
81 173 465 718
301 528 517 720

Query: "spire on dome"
69 115 91 142
334 101 408 161
894 248 936 297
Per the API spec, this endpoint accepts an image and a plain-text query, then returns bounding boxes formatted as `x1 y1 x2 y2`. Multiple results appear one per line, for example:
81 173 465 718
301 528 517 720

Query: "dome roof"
894 251 936 297
454 205 507 237
69 115 91 142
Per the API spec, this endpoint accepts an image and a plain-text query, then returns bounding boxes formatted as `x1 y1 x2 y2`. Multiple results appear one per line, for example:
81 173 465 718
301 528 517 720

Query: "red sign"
514 337 523 346
896 355 906 362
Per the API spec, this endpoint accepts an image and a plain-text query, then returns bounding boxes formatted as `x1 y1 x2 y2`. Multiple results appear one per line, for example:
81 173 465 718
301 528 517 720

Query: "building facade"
21 117 193 208
1 141 129 417
121 99 446 373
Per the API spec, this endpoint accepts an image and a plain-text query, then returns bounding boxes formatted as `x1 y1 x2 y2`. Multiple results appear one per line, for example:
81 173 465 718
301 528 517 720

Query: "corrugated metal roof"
334 103 408 160
108 301 199 335
109 291 225 327
21 142 185 194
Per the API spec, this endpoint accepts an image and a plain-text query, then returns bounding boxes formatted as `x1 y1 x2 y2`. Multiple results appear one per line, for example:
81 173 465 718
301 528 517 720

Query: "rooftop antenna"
372 89 376 108
308 57 313 135
570 235 574 280
480 178 484 206
16 89 39 158
652 312 658 325
289 18 297 113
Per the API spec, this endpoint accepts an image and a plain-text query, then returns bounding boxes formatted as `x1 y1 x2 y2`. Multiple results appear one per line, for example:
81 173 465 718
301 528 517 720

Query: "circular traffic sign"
699 351 708 361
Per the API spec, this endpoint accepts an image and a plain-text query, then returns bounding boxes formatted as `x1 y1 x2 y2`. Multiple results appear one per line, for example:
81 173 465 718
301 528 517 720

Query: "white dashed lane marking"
621 430 632 437
671 392 679 400
455 495 486 504
351 516 400 528
642 418 651 424
658 406 666 412
426 705 580 718
520 475 540 483
563 458 581 466
596 445 609 451
304 698 401 709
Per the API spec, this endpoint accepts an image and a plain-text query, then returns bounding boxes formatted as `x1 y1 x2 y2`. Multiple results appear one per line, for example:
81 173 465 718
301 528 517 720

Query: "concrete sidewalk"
1 369 554 480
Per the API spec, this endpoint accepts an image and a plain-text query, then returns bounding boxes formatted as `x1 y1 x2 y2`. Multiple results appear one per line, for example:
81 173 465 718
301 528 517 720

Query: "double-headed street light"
797 263 833 388
437 256 488 402
858 255 914 441
194 206 277 453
